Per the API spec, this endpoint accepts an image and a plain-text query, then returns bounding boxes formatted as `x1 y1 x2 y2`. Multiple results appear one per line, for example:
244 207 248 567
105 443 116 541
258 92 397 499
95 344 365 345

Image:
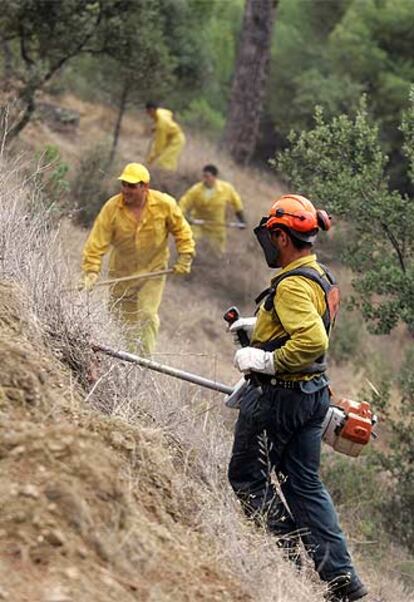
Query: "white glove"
229 317 257 347
234 347 276 375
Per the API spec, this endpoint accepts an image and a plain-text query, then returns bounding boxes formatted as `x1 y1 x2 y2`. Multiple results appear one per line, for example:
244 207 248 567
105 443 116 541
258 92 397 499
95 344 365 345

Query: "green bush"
181 98 225 138
71 143 113 227
276 94 414 336
322 448 386 553
33 145 70 220
330 309 363 364
372 350 414 552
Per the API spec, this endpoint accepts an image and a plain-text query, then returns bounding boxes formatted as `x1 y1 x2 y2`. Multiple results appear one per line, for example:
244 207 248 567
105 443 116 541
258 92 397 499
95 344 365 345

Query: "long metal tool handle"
94 344 234 395
190 218 246 229
94 269 173 289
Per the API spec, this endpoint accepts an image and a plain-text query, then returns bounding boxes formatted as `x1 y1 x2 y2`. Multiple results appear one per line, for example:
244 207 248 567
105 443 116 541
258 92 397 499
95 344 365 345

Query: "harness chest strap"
254 264 340 375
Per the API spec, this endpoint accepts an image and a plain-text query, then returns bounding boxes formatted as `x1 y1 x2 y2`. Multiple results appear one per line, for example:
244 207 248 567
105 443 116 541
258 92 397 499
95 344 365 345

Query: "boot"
325 574 368 602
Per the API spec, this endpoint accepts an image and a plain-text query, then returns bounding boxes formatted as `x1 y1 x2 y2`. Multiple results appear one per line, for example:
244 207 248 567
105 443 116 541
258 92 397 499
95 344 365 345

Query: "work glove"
173 253 193 275
234 347 275 375
78 272 98 292
235 211 247 228
229 317 257 347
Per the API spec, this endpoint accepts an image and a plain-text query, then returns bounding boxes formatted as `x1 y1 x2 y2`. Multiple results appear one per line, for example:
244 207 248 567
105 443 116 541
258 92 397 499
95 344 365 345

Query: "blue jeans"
228 380 360 584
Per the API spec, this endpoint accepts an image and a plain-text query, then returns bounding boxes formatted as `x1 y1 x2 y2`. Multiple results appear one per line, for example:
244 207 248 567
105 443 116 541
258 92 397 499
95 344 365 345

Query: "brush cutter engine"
322 399 377 457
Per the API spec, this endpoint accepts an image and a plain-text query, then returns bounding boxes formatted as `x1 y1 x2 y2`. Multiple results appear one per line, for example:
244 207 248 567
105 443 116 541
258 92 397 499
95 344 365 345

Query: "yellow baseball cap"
118 163 150 184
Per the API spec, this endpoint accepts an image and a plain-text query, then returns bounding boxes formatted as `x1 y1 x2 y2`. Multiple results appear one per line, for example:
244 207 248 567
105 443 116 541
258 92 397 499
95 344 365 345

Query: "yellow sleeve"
166 196 196 256
273 277 328 373
82 202 114 274
227 183 243 212
178 185 199 215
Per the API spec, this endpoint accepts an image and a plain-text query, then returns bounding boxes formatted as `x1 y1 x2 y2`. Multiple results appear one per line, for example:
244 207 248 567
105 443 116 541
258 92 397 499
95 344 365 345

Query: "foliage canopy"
269 0 414 188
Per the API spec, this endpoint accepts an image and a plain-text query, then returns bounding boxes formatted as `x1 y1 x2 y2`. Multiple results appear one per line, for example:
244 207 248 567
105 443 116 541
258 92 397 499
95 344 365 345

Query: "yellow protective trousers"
154 131 186 171
110 275 166 355
190 224 226 254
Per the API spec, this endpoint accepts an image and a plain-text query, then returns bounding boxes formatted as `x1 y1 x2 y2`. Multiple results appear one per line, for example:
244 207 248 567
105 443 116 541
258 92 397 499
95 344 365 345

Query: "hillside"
1 93 412 601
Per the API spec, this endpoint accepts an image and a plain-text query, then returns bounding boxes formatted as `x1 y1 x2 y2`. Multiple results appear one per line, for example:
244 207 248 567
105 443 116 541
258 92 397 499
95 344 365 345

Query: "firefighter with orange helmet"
227 194 368 602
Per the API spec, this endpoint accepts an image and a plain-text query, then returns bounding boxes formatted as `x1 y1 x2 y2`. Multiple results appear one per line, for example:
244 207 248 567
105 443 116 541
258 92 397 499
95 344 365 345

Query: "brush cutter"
222 305 378 457
94 344 377 457
322 394 377 457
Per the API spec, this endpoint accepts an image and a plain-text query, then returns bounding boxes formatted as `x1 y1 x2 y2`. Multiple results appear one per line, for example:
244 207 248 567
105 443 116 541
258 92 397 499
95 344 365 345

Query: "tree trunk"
223 0 277 165
1 39 13 85
109 80 129 165
7 86 37 141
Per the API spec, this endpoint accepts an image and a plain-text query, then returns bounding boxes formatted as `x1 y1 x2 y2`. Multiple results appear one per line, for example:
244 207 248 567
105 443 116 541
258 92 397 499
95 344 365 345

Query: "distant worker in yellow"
145 101 186 171
80 163 195 354
179 164 246 254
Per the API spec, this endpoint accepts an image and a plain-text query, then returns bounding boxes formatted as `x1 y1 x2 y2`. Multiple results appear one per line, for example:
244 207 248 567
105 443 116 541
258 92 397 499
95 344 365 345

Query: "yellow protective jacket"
82 190 195 294
252 255 330 380
179 180 243 252
147 108 185 166
179 180 243 224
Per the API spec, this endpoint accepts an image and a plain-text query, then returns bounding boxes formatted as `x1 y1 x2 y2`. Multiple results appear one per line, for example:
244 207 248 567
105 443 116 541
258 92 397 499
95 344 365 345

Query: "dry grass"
4 95 413 601
0 151 327 601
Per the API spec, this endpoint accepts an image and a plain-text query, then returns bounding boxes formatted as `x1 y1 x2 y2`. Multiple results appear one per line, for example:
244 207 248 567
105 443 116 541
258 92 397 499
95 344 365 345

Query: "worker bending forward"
179 164 246 254
81 163 195 354
145 101 186 171
228 195 367 602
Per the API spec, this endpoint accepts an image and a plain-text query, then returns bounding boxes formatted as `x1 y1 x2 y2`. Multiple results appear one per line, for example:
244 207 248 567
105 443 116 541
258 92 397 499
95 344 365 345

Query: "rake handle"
94 268 174 289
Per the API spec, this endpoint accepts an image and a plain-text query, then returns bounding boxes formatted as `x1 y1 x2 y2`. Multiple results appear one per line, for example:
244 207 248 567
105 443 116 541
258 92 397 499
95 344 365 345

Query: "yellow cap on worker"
118 163 150 184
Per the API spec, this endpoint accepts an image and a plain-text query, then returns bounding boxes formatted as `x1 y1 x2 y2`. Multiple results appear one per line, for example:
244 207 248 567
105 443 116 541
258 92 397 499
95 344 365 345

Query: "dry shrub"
71 142 114 227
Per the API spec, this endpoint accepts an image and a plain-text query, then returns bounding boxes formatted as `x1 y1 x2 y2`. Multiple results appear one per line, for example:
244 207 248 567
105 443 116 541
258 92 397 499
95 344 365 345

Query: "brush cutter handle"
223 306 250 347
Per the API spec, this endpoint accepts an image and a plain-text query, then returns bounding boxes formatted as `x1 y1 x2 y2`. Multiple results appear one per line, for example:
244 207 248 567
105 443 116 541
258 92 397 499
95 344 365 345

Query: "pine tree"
222 0 277 164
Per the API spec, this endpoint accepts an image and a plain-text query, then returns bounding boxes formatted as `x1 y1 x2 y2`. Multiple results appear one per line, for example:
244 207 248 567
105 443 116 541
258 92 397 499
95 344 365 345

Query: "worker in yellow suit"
178 164 246 254
145 101 186 171
80 163 195 354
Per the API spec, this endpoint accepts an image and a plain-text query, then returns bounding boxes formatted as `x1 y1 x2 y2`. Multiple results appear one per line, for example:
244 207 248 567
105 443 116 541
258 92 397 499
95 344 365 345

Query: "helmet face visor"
254 217 280 268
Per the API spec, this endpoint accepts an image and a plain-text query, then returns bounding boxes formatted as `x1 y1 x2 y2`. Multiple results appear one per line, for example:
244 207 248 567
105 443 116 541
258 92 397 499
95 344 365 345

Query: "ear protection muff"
270 207 317 232
316 209 332 231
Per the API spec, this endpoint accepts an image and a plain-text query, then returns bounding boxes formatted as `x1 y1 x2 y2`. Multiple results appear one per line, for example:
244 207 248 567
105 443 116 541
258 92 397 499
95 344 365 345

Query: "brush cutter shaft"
94 344 233 395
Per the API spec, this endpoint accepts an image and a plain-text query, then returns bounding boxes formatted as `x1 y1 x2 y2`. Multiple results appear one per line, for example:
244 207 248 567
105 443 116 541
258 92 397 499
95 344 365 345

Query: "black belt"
248 374 303 389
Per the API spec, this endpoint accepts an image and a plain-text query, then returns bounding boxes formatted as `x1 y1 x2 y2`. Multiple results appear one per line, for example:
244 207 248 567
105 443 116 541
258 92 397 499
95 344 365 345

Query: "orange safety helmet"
265 194 331 242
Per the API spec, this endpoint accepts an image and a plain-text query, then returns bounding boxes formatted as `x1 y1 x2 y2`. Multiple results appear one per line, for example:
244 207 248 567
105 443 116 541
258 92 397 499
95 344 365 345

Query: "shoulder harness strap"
254 264 340 375
255 264 340 330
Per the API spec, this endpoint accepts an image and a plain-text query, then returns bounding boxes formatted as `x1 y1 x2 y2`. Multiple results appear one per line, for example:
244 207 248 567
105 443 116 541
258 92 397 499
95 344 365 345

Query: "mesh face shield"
254 217 280 268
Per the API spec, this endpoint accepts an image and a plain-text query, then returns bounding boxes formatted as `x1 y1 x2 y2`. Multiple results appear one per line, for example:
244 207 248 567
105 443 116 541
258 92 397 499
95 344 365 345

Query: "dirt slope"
0 282 250 601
